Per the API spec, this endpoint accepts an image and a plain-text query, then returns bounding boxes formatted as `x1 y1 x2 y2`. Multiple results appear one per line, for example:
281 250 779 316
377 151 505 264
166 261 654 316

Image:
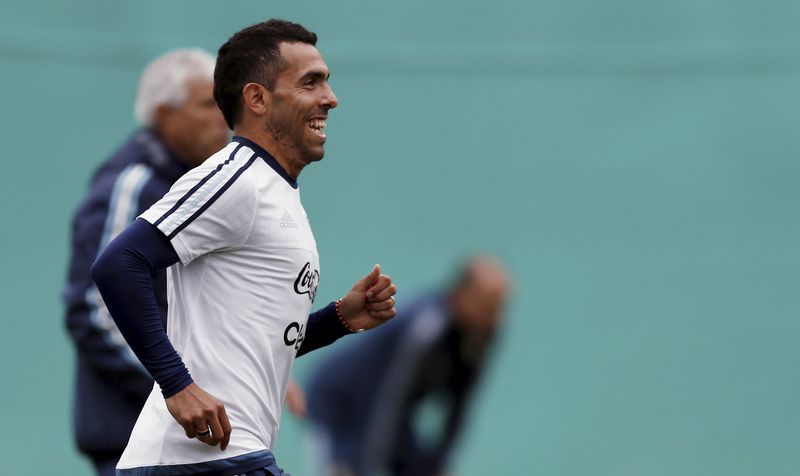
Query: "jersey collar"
232 136 298 189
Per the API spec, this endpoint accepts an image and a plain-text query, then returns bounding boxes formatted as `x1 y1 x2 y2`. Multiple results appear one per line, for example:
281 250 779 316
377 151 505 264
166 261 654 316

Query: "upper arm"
139 146 258 265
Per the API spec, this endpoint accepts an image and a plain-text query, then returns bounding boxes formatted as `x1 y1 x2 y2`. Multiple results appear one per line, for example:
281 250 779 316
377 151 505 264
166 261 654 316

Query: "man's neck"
233 126 304 180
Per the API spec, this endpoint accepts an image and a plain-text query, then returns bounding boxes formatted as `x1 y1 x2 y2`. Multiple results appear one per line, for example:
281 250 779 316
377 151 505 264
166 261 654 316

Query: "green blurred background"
1 0 798 474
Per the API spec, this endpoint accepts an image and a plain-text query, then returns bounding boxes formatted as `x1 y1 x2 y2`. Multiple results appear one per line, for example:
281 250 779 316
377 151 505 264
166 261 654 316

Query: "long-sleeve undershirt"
91 218 348 398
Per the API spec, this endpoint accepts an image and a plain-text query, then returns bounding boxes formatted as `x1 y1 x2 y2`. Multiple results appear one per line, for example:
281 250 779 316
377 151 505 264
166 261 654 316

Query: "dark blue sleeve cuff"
296 301 352 357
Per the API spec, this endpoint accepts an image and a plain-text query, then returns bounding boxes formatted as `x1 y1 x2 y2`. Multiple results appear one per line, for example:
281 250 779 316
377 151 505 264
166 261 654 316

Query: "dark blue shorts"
236 468 289 476
116 449 289 476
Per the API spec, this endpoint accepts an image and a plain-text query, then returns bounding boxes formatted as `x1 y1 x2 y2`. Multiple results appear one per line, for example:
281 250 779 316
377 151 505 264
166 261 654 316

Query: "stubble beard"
264 117 323 173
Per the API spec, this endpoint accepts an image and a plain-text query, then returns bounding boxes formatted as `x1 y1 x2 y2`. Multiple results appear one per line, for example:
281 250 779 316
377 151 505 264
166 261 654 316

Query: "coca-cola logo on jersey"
294 262 319 302
283 322 305 350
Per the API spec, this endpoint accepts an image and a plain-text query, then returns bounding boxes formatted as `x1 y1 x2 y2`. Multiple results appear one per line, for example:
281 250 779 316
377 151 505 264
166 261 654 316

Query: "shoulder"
181 142 259 188
140 143 259 239
390 294 445 329
84 132 155 194
76 161 155 220
173 143 261 209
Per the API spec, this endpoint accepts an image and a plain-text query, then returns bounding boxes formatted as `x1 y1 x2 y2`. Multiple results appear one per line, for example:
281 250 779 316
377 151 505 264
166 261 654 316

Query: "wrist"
335 298 356 333
160 370 194 399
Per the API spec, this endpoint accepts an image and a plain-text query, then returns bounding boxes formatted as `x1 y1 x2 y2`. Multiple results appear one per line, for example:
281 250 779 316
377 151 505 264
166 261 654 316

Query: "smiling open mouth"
308 119 327 138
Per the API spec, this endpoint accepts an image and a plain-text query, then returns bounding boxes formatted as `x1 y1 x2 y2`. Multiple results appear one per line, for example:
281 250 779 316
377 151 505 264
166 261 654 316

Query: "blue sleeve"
296 301 352 357
91 218 193 398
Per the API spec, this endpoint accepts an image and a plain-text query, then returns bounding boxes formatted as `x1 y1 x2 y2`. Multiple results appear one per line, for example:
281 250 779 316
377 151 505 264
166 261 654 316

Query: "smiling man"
91 20 397 476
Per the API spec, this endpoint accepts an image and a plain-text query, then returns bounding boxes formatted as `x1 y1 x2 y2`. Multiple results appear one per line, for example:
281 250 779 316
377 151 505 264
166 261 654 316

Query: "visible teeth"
309 119 326 130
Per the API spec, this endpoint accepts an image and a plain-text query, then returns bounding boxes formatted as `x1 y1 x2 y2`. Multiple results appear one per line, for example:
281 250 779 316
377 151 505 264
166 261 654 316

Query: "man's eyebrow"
299 70 330 82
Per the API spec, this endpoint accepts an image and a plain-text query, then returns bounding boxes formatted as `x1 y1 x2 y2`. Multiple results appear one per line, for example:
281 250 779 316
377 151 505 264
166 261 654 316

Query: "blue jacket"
307 294 496 476
63 130 191 455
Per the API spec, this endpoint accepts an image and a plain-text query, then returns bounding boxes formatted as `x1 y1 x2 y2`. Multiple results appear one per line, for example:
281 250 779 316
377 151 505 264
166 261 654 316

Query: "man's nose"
320 83 338 110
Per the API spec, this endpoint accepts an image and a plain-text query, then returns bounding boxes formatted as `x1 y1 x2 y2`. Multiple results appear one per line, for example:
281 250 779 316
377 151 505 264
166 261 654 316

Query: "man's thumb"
356 264 381 289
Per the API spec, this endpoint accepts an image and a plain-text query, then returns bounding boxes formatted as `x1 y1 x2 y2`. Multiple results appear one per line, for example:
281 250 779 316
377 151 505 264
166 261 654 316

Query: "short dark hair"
214 19 317 129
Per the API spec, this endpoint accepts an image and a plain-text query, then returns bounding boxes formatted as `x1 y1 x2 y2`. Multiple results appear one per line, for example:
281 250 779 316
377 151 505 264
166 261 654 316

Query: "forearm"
296 301 352 357
430 407 464 471
91 218 192 397
433 367 487 465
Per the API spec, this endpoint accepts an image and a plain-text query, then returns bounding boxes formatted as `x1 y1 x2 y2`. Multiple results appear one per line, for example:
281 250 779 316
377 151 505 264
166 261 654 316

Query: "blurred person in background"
306 256 511 476
62 48 227 476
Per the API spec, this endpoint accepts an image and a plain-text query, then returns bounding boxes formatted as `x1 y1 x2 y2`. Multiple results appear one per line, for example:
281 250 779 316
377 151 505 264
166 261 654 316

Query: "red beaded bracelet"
335 299 357 333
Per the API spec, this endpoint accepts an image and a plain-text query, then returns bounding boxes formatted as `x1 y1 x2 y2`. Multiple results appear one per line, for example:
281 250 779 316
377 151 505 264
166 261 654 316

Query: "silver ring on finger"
196 427 211 438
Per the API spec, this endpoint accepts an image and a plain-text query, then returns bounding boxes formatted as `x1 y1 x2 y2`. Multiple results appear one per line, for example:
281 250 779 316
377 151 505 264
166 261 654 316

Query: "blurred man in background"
62 48 227 476
306 256 511 476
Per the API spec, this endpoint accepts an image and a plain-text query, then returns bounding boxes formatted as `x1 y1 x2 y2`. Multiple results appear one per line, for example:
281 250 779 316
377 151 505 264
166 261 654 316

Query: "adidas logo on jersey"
280 209 298 228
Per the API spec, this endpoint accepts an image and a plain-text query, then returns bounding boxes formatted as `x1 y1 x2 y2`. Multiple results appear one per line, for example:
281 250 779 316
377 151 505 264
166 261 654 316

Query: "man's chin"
302 148 325 164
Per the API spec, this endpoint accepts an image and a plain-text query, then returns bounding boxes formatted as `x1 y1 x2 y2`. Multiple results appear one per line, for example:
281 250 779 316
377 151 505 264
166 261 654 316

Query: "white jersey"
117 137 320 471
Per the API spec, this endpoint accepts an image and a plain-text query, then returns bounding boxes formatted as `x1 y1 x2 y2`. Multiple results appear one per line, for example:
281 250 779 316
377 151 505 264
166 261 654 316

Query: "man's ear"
153 104 173 130
242 83 270 117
